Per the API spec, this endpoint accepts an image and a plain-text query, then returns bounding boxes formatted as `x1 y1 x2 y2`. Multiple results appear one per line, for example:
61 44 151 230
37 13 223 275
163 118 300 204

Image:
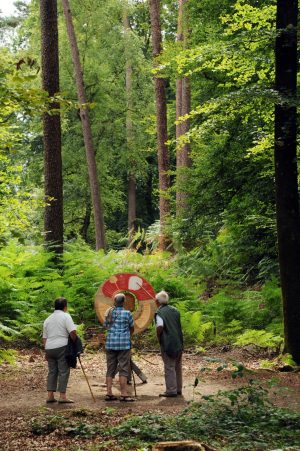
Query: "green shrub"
234 329 283 350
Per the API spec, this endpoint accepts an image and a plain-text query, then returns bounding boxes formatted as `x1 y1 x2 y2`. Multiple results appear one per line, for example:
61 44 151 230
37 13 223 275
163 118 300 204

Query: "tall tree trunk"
123 8 137 242
149 0 170 250
62 0 106 250
176 0 191 217
274 0 300 363
40 0 63 255
80 192 91 243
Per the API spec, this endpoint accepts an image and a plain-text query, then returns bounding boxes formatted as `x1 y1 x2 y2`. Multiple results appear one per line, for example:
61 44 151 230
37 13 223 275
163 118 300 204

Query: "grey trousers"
46 345 70 393
161 350 183 395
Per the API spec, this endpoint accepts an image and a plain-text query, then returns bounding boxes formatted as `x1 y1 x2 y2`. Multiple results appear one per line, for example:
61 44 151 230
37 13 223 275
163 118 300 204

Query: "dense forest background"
0 0 298 359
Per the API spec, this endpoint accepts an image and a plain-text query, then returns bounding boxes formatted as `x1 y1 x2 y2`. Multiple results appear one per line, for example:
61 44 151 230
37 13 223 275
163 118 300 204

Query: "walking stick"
78 355 96 403
131 366 137 398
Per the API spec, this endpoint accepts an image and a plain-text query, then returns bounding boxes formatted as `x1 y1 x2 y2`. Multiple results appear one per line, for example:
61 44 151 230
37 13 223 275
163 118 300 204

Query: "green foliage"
235 330 283 350
0 349 17 364
0 239 284 349
110 382 300 450
31 415 65 436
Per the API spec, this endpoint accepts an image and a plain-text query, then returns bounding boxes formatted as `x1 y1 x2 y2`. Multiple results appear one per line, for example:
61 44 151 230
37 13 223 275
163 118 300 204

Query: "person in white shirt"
43 297 77 403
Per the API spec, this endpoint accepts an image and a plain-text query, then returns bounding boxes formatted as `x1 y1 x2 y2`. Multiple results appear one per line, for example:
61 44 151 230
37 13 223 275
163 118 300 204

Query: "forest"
1 0 300 450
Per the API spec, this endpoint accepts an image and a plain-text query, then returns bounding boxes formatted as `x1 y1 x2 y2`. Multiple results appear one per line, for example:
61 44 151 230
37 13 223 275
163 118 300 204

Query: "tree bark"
149 0 170 250
124 8 137 242
274 0 300 362
176 0 191 217
40 0 63 255
80 193 91 243
62 0 106 250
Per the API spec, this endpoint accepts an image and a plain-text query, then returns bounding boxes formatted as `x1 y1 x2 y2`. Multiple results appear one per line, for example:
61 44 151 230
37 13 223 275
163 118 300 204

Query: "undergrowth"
110 383 300 450
0 239 283 350
29 383 300 450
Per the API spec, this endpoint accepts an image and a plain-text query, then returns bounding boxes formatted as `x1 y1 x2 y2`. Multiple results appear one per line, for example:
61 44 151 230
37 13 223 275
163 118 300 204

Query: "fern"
234 329 283 350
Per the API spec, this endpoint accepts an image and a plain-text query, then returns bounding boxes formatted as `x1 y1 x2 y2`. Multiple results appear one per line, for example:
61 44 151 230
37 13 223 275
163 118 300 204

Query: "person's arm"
65 313 77 341
42 324 48 360
69 330 77 342
129 312 134 336
155 315 164 344
156 326 163 343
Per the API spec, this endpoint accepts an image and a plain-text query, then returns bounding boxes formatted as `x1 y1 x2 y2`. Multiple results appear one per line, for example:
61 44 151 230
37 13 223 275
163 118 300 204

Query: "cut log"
153 440 217 451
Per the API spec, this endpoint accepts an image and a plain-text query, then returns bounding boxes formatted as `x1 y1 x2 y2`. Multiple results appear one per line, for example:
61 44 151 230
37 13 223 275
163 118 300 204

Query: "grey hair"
155 290 169 304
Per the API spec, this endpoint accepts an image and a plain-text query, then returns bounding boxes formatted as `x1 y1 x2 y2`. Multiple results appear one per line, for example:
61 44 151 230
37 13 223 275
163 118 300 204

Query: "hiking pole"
131 366 137 398
78 355 96 403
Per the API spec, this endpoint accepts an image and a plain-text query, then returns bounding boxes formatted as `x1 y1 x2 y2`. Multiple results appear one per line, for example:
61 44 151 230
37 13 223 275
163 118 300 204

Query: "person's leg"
46 348 59 401
119 375 128 396
106 350 118 397
175 352 183 394
131 360 147 383
118 350 133 398
56 346 71 400
161 350 177 395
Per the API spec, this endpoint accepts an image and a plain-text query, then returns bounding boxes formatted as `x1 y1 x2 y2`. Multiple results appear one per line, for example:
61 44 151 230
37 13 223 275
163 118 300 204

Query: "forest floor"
0 346 300 450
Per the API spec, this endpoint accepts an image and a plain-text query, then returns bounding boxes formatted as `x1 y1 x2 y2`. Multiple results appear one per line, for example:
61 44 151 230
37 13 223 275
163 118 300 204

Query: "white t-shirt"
43 310 76 350
156 315 164 328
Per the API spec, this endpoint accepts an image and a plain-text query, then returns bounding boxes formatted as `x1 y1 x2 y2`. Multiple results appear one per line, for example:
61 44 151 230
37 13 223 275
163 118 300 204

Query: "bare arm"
156 326 163 344
70 330 77 342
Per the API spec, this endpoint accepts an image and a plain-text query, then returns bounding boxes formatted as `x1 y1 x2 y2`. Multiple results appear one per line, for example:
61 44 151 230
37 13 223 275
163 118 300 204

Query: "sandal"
58 399 74 403
105 394 118 401
119 396 135 402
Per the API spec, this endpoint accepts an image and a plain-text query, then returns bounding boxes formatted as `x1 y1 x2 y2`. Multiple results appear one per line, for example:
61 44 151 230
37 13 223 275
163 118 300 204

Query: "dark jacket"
155 304 183 358
65 335 84 368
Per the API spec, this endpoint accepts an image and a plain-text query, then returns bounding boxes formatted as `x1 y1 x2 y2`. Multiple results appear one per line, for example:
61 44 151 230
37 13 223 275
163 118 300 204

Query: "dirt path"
1 348 300 450
0 351 231 412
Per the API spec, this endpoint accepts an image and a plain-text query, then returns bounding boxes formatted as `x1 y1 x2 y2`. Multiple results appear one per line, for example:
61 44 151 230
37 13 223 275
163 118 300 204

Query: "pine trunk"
274 0 300 362
176 0 191 217
62 0 106 251
124 9 137 242
149 0 170 250
40 0 63 255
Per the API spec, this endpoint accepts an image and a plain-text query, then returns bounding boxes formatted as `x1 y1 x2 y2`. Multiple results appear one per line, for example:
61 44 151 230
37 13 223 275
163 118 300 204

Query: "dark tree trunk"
149 0 170 250
40 0 63 255
274 0 300 362
176 0 191 217
124 9 137 242
80 194 91 243
62 0 106 251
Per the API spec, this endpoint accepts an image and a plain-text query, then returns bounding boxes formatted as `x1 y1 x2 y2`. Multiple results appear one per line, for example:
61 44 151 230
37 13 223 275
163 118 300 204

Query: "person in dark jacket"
155 290 183 397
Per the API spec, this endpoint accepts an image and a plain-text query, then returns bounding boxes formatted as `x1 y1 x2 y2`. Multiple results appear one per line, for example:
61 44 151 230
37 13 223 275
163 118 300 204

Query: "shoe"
104 394 118 401
159 392 177 397
141 380 147 384
58 399 74 403
46 398 57 403
119 396 135 402
177 391 182 395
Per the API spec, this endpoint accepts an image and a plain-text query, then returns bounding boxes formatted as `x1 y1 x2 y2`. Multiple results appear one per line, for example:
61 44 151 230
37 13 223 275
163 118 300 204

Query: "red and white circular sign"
95 273 157 334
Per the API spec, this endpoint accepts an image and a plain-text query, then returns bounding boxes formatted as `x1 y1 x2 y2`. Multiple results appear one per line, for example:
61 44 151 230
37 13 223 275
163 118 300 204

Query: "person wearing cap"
42 297 77 404
103 293 135 402
155 290 183 397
